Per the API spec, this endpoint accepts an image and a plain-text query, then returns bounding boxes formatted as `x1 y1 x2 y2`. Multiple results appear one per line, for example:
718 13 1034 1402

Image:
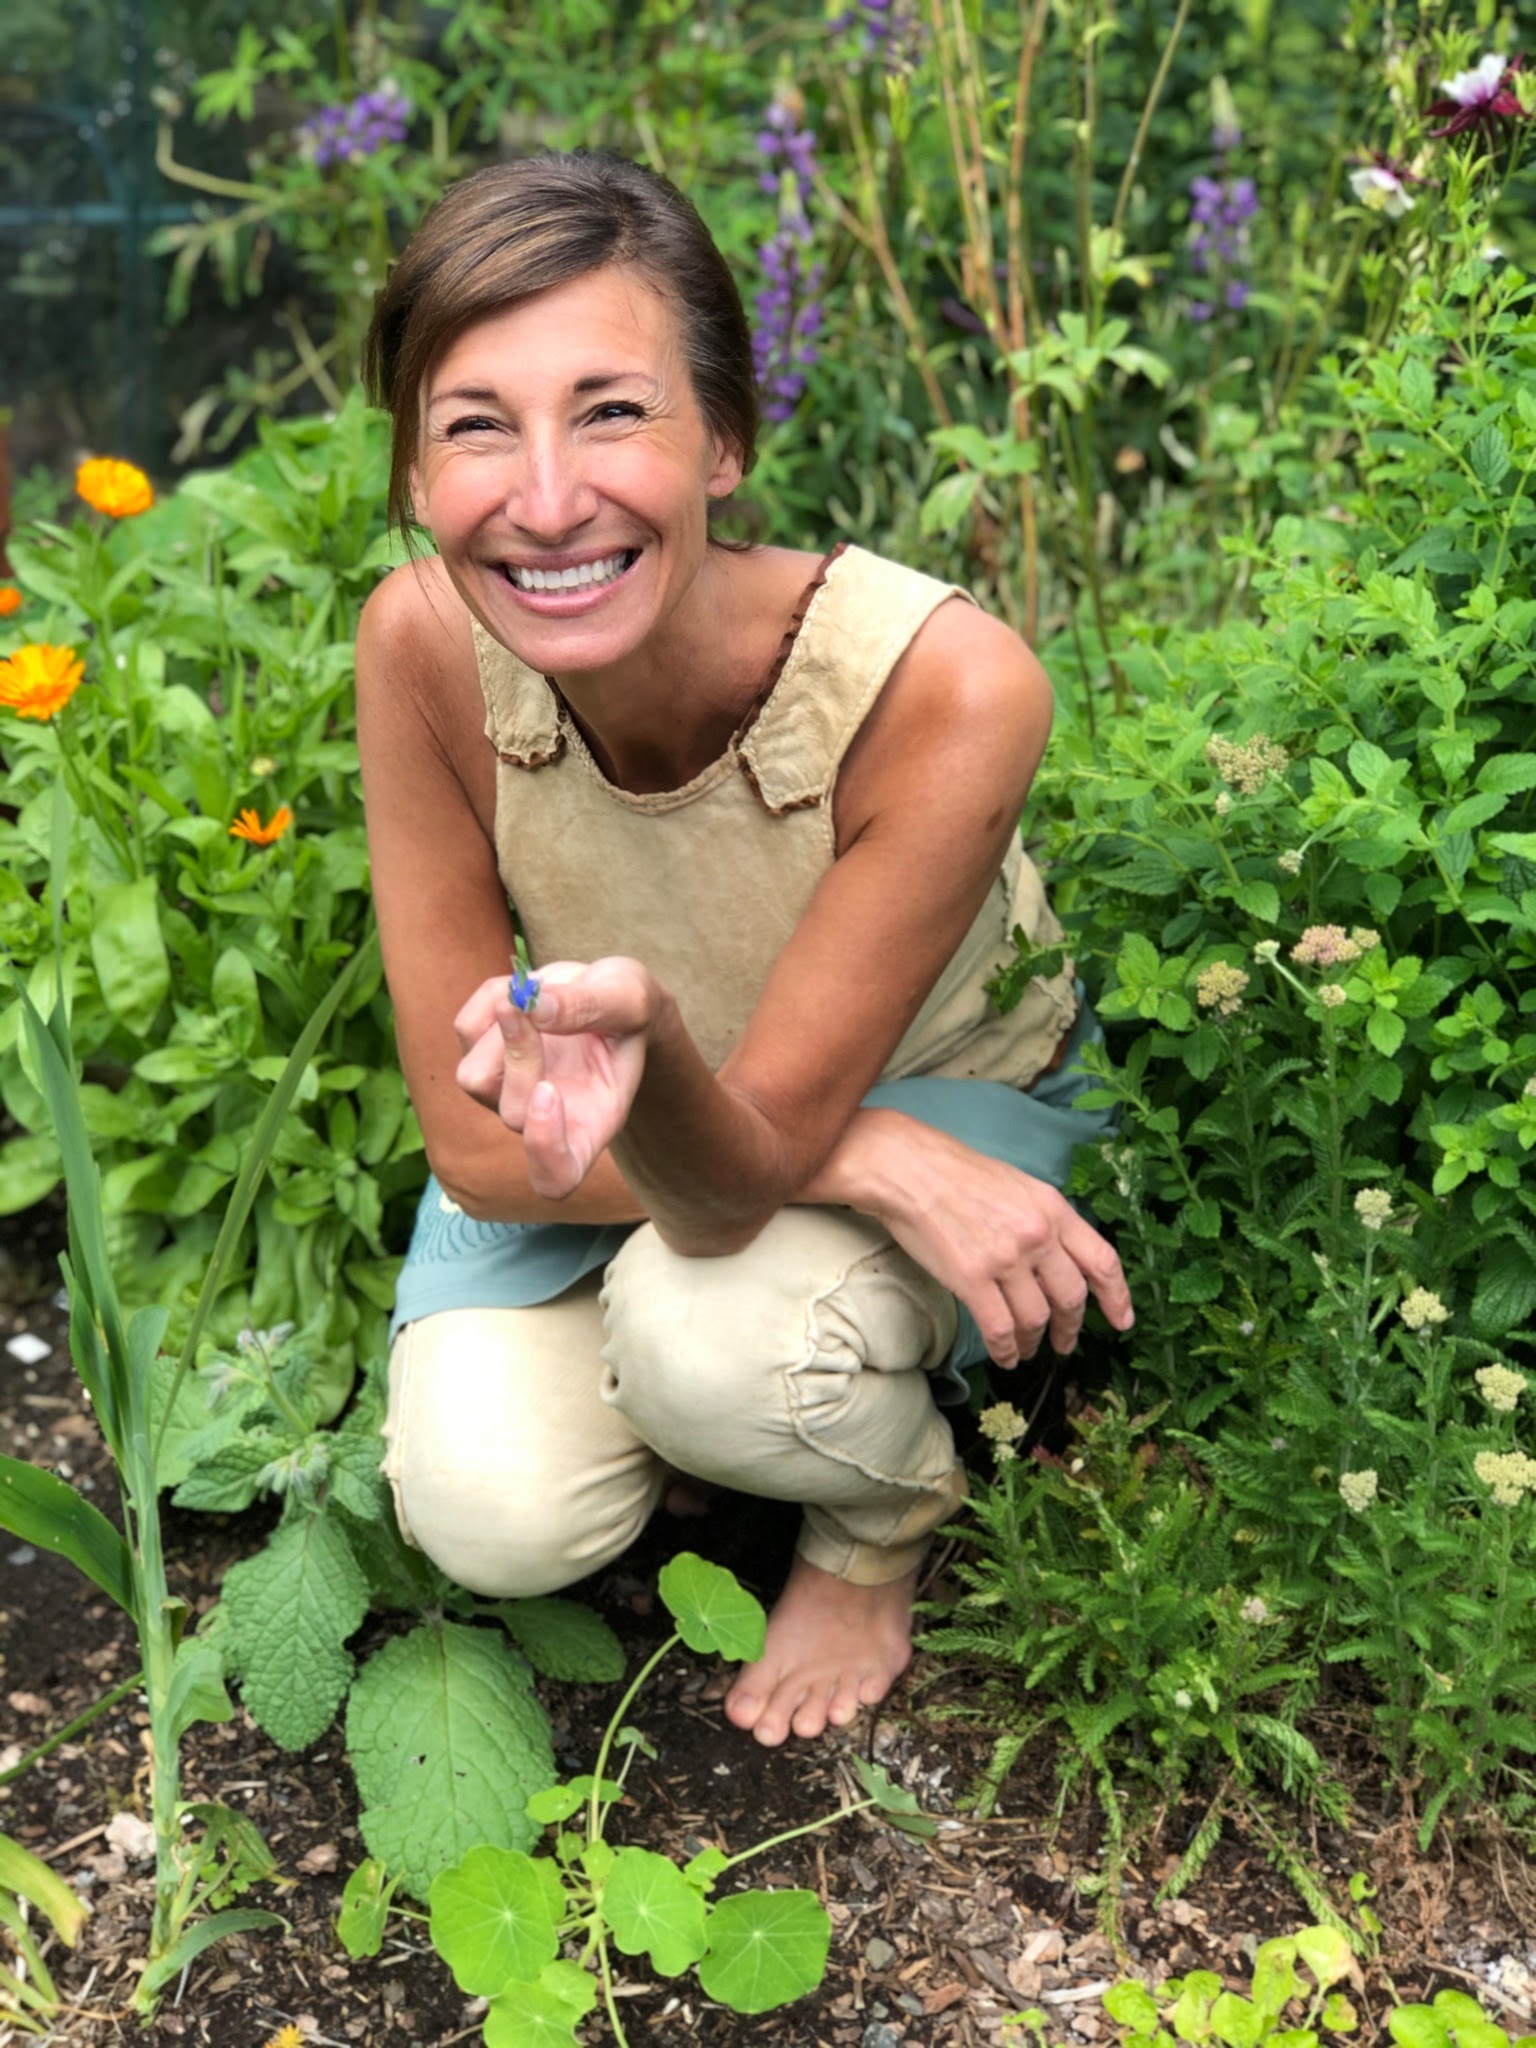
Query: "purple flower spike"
508 964 540 1013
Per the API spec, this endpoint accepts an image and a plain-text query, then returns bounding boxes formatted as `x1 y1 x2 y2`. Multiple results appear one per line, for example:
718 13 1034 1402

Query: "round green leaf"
656 1553 766 1660
484 1964 594 2048
428 1845 558 1996
603 1847 709 1977
1388 2008 1451 2048
1104 1983 1162 2030
1294 1925 1355 1989
697 1889 831 2014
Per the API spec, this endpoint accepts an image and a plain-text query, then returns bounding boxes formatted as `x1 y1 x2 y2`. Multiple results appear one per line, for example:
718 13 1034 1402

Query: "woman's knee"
380 1304 661 1598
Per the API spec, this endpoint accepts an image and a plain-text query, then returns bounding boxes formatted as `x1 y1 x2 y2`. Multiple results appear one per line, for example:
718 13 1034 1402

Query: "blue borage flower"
508 963 541 1013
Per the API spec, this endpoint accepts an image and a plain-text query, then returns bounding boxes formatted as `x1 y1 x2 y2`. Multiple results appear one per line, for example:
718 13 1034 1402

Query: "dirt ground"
3 1202 1535 2048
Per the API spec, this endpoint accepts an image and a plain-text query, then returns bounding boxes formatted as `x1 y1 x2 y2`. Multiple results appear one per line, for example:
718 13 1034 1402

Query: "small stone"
5 1333 52 1365
6 1547 36 1567
7 1692 50 1718
296 1842 339 1875
862 2026 903 2048
105 1811 156 1862
865 1937 897 1972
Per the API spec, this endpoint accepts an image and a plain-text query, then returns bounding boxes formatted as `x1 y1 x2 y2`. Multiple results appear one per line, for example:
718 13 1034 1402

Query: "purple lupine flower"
298 79 413 168
1184 120 1256 323
752 92 826 423
833 0 924 70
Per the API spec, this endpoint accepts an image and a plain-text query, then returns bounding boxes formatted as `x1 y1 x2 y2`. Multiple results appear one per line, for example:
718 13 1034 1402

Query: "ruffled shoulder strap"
471 618 564 770
738 545 974 814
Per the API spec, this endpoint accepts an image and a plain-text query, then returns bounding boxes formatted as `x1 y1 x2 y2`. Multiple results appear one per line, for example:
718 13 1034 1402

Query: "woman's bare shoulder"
358 552 474 673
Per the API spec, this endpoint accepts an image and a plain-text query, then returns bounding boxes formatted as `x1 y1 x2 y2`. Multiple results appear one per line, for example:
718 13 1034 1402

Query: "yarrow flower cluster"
1187 110 1257 322
1473 1448 1536 1507
1204 731 1289 795
298 81 412 167
1475 1363 1527 1414
1290 924 1378 969
1338 1469 1379 1513
1399 1287 1450 1332
1195 961 1249 1017
0 643 84 721
1277 848 1304 876
752 92 824 423
1252 939 1281 966
1318 983 1348 1009
1353 1187 1393 1231
979 1402 1026 1455
1240 1595 1270 1624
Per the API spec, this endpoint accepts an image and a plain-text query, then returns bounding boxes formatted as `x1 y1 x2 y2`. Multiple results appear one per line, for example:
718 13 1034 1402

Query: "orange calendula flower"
0 586 23 617
76 456 155 519
262 2028 306 2048
229 805 294 847
0 643 85 721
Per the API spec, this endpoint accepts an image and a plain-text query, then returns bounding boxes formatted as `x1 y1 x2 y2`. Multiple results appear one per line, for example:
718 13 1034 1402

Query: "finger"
523 1078 589 1199
1060 1213 1135 1331
527 957 654 1038
493 1006 547 1125
968 1282 1023 1371
1031 1246 1091 1355
455 1022 511 1110
997 1270 1052 1361
452 975 511 1057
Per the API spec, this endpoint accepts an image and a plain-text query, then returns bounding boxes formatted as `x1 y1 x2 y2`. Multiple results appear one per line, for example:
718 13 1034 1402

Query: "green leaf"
697 1889 832 2014
1233 881 1279 924
604 1848 709 1977
919 469 982 537
172 1431 280 1513
0 1832 89 1947
850 1756 937 1838
134 1908 286 2006
1388 2008 1451 2048
346 1620 557 1900
683 1845 731 1891
1211 1991 1266 2047
0 1454 137 1616
1250 1939 1301 2017
1104 1983 1162 2030
484 1963 596 2048
1471 1238 1536 1337
494 1598 626 1683
221 1511 370 1749
1468 425 1511 490
1476 753 1536 796
167 1631 234 1742
1367 1009 1406 1057
429 1845 559 1995
336 1858 398 1960
89 876 170 1036
657 1553 767 1661
1294 1924 1355 1987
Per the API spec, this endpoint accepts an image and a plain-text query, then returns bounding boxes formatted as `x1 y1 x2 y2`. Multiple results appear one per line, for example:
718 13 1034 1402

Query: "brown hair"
365 151 759 538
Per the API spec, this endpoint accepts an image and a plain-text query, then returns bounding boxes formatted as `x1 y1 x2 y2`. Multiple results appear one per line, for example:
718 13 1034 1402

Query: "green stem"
0 1670 144 1785
714 1797 878 1876
586 1634 679 1844
597 1935 629 2048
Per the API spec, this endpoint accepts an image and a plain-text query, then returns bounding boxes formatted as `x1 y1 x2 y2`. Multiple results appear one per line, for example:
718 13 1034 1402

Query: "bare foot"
723 1555 916 1747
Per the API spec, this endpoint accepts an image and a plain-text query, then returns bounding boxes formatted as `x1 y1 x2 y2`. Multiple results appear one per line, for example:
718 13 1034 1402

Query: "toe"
826 1675 863 1728
724 1669 767 1731
754 1679 812 1748
790 1685 835 1741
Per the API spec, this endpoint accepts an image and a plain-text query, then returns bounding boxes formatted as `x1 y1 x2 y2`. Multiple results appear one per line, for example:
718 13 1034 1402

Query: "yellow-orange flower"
262 2028 306 2048
229 805 294 847
76 456 155 519
0 643 85 721
0 586 22 617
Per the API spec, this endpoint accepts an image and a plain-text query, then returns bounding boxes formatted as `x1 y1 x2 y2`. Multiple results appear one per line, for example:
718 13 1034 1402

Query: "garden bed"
4 1212 1534 2048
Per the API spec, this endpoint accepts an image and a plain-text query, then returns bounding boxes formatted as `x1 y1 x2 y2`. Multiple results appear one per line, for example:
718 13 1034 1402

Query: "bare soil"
3 1202 1534 2048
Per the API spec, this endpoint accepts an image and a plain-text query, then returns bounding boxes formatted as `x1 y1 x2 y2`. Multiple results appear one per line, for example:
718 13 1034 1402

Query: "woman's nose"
506 437 597 540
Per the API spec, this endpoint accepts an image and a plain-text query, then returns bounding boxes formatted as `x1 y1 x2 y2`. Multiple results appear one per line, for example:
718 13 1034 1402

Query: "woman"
357 151 1133 1749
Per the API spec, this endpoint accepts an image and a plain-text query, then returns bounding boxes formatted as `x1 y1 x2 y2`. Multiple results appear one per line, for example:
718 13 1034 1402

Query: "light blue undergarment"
390 996 1115 1402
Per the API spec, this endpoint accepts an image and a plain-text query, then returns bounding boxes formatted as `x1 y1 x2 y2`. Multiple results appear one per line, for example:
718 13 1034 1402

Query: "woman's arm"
461 598 1064 1247
355 558 644 1225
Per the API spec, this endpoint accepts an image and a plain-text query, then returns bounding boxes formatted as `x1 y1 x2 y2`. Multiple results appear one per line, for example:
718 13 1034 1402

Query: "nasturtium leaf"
696 1889 832 2014
1249 1938 1300 2017
1387 2008 1451 2048
1210 1990 1266 2048
336 1858 398 1960
1294 1925 1355 1987
656 1552 767 1660
683 1845 730 1892
346 1620 556 1899
484 1966 592 2048
1322 1992 1359 2033
1103 1982 1161 2029
494 1596 626 1681
580 1840 615 1886
428 1845 559 1995
603 1848 709 1977
525 1783 585 1825
221 1509 369 1750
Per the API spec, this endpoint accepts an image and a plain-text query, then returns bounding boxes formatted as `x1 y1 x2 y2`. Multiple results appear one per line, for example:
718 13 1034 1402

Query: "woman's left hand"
452 958 658 1197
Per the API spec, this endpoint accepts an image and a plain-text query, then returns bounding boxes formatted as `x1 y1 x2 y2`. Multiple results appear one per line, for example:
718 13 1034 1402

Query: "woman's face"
412 266 742 678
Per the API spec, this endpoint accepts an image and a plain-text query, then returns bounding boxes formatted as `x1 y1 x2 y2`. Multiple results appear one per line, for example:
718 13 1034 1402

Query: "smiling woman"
354 150 1133 1750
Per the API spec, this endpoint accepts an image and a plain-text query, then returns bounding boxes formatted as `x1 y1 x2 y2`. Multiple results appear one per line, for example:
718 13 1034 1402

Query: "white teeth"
508 551 631 594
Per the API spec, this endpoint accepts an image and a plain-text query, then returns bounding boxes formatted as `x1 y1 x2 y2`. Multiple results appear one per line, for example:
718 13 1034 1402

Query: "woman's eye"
591 402 646 425
445 416 500 437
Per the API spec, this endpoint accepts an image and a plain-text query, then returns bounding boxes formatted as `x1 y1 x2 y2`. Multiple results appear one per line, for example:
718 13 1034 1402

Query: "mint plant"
340 1553 931 2043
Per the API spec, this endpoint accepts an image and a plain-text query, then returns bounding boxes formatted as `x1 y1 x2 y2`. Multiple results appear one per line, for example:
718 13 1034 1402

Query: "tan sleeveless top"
470 544 1077 1087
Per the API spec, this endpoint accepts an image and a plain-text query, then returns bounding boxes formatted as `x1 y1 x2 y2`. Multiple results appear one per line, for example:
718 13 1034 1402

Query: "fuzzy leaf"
346 1621 556 1899
697 1889 831 2014
172 1430 281 1513
657 1553 766 1660
494 1598 626 1682
604 1848 709 1977
222 1510 369 1749
429 1845 559 1995
1471 1238 1536 1338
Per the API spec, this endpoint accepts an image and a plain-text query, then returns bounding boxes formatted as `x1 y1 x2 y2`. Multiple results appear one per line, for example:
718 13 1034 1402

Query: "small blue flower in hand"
508 962 541 1013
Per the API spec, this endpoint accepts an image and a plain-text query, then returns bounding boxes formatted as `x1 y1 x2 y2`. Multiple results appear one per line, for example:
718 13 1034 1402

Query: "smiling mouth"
500 548 641 594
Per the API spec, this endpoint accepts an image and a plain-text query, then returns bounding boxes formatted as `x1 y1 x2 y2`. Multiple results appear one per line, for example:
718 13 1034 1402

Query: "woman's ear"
705 436 745 502
408 461 429 529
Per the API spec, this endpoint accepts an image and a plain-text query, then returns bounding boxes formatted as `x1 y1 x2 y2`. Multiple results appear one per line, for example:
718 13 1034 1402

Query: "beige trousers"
380 1207 968 1598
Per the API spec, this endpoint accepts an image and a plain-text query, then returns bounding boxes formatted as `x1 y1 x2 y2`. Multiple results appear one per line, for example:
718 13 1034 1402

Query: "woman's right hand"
822 1111 1134 1369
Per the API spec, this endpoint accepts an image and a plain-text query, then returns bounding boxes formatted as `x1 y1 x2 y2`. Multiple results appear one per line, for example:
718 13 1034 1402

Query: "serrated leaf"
1367 1008 1406 1057
1472 1239 1536 1337
1476 753 1536 796
1468 425 1511 490
657 1553 766 1660
172 1431 281 1513
604 1848 709 1976
495 1597 625 1682
429 1845 559 1995
336 1858 398 1959
1233 880 1280 923
222 1511 369 1749
325 1427 389 1522
697 1889 832 2014
346 1621 556 1899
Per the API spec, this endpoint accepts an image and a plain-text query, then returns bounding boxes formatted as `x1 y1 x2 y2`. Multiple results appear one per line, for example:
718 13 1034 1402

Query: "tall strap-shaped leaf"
0 1454 137 1617
152 926 380 1466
